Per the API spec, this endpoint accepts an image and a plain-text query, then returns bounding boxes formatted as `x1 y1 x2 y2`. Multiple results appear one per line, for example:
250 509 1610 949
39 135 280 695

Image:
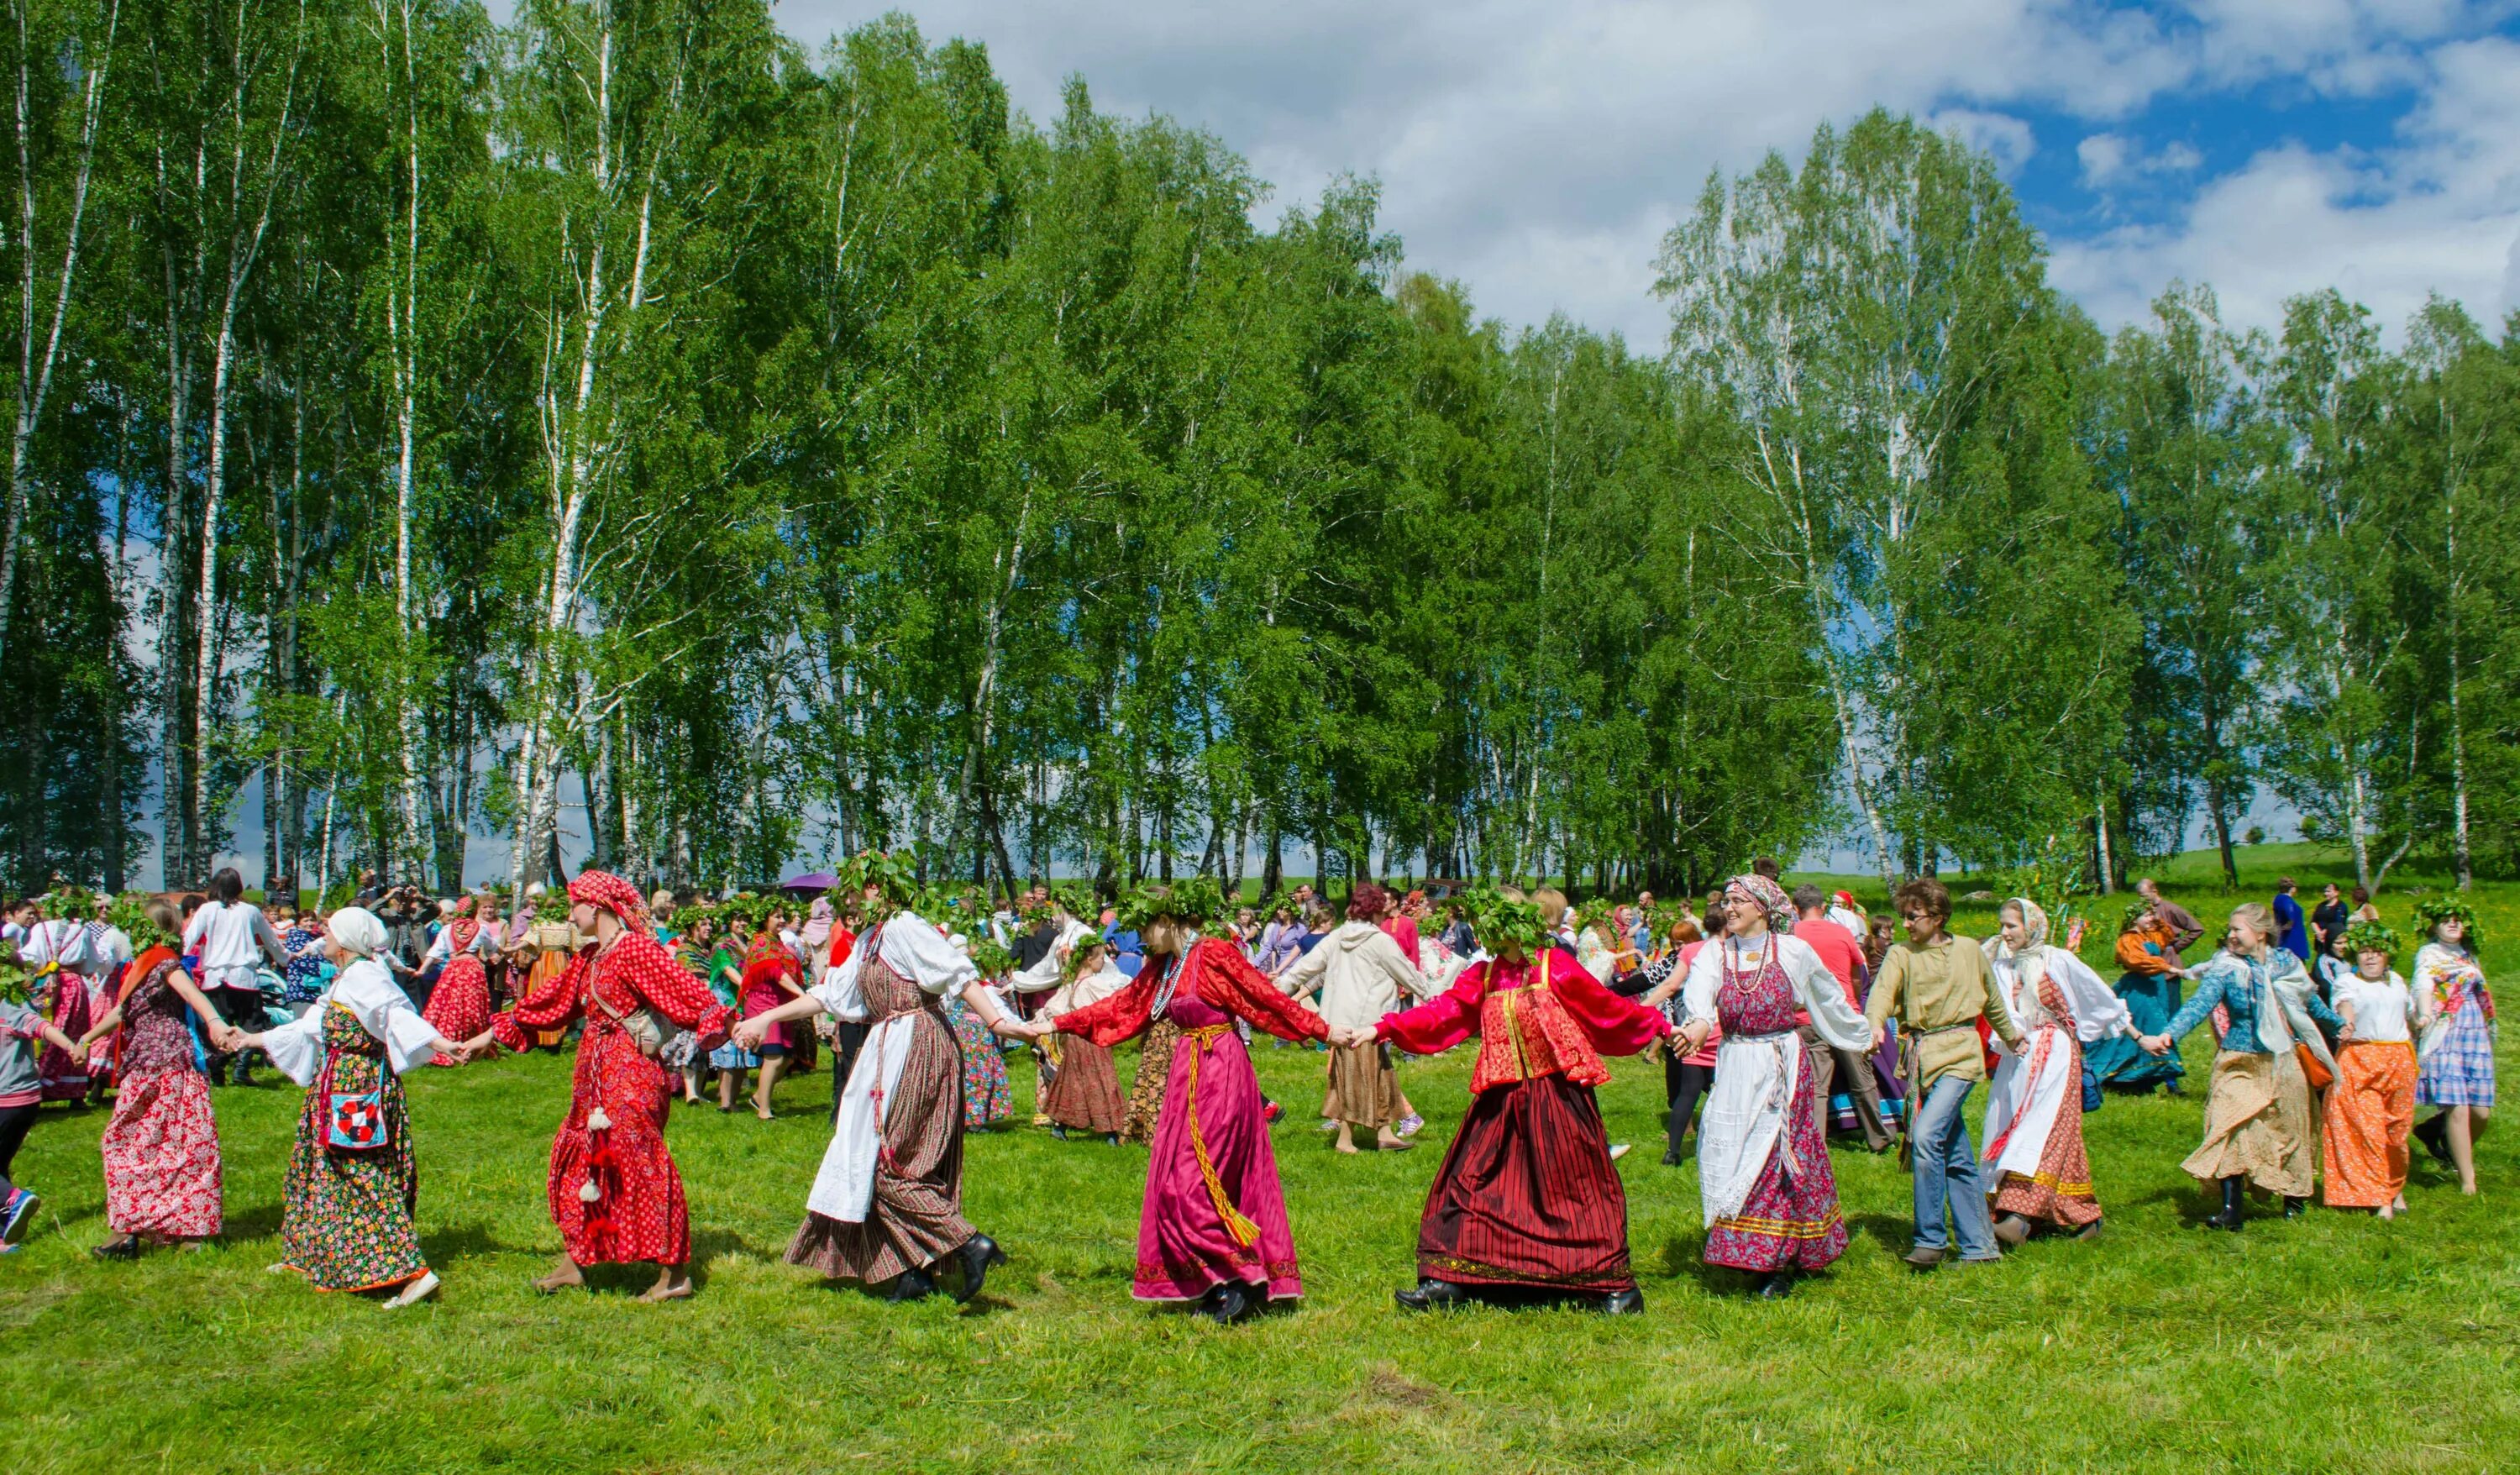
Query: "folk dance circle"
3 859 2493 1318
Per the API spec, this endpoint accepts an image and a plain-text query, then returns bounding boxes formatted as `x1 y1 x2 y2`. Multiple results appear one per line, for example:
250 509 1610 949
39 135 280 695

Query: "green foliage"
1461 885 1548 953
2341 919 2402 958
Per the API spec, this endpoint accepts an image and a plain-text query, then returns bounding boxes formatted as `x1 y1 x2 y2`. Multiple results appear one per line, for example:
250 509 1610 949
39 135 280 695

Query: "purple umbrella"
781 873 842 894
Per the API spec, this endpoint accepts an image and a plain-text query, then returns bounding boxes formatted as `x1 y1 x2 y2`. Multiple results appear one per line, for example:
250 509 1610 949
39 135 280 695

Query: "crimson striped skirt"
1416 1073 1634 1293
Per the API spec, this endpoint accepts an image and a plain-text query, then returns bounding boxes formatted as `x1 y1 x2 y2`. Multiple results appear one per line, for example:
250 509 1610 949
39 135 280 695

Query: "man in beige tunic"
1865 878 2025 1268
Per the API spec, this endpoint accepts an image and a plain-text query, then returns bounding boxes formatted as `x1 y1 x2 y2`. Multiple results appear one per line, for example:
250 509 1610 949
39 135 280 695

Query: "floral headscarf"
448 895 481 952
567 869 652 936
1725 874 1794 932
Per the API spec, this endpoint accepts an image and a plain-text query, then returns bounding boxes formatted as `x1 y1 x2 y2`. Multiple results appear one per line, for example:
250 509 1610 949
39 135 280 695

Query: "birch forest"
3 0 2517 901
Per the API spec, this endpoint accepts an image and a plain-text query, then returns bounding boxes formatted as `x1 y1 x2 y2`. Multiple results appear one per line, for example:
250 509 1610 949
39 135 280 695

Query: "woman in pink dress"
79 950 233 1257
1055 881 1331 1324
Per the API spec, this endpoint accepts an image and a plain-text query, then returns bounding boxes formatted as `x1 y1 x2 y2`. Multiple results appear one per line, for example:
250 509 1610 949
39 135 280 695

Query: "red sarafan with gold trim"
1381 949 1665 1093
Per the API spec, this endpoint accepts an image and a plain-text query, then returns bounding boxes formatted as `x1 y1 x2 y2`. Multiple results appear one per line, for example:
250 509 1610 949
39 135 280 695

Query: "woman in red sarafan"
462 869 733 1302
1055 884 1330 1325
1358 892 1671 1314
421 900 493 1067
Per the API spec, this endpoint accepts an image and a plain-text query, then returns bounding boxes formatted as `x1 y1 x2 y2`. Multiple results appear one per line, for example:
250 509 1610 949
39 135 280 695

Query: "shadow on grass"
419 1220 539 1262
220 1203 284 1243
1851 1210 1913 1257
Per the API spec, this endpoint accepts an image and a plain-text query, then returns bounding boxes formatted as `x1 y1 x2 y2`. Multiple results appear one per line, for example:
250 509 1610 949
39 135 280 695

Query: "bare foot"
533 1260 586 1294
1375 1131 1415 1152
1335 1142 1360 1155
638 1271 693 1303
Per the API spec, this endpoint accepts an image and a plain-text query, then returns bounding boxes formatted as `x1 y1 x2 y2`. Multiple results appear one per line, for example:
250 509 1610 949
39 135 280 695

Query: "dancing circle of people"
0 855 2494 1318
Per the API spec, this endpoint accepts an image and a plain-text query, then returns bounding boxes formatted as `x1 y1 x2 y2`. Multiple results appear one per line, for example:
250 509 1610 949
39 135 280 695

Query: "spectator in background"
2311 882 2350 958
1630 892 1657 952
1791 884 1896 1152
1826 890 1868 937
2349 885 2380 924
2133 877 2204 956
2271 878 2313 963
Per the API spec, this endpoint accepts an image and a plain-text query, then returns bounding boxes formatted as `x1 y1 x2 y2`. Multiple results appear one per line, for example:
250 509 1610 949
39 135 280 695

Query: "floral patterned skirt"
100 1067 223 1238
942 996 1010 1129
1123 1018 1183 1146
280 1047 425 1291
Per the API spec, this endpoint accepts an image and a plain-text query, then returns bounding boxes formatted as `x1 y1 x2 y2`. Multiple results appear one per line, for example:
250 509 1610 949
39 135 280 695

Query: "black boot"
2283 1196 2307 1220
1049 1125 1068 1141
2202 1176 2245 1231
886 1268 937 1302
1394 1277 1473 1312
1599 1287 1645 1315
1755 1270 1797 1299
947 1234 1006 1304
2414 1113 2453 1168
1197 1281 1250 1325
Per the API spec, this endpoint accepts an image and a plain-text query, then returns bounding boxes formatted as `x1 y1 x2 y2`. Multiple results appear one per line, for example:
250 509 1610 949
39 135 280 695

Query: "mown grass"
3 847 2513 1473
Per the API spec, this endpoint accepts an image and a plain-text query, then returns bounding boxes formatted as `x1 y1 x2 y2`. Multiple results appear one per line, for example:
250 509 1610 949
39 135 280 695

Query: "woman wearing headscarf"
1368 889 1671 1314
420 899 494 1068
1675 874 1872 1298
459 870 735 1301
1037 932 1131 1142
1053 879 1329 1324
228 907 473 1306
734 853 1038 1304
76 901 234 1260
2138 902 2341 1229
1981 898 2134 1245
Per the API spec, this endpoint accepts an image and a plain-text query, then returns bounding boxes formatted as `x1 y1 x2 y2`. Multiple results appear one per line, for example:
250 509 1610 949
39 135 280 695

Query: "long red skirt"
101 1067 223 1238
422 957 491 1067
1417 1073 1635 1294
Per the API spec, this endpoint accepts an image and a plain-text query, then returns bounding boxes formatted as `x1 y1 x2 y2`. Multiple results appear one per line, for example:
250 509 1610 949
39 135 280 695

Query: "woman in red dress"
459 870 734 1302
738 921 807 1119
1056 880 1331 1324
421 900 493 1067
1357 890 1671 1314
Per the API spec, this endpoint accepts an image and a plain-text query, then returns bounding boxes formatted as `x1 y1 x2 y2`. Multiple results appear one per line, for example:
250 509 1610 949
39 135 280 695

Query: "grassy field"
4 847 2513 1473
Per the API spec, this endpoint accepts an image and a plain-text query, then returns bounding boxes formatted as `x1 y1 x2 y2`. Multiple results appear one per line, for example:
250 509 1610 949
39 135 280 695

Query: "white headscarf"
328 905 391 958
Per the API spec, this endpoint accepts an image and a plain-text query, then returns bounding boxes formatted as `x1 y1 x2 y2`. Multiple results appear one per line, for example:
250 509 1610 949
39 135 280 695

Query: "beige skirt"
2182 1050 2314 1198
1321 1041 1402 1130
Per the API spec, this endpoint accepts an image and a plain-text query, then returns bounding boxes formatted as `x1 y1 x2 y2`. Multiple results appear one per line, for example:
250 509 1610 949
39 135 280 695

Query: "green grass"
5 850 2514 1473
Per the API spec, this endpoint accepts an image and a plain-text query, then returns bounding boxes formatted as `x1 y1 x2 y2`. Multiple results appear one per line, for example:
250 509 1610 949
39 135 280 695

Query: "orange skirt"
2322 1040 2415 1209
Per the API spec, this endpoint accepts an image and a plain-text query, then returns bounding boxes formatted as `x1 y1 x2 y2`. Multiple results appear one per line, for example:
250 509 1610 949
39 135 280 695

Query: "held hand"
1870 1021 1886 1052
731 1018 767 1051
2139 1034 2171 1057
1678 1021 1710 1056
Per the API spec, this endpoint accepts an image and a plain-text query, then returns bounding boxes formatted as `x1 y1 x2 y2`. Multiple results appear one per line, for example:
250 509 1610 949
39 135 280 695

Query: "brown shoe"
1992 1214 2031 1247
1903 1246 1946 1268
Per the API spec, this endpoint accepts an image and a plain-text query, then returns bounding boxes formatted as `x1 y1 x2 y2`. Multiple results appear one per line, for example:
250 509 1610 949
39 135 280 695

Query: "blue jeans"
1910 1074 1998 1258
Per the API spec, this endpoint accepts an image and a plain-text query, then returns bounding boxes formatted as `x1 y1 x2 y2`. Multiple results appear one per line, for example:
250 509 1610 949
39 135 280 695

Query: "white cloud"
2055 34 2520 333
478 2 2520 343
2078 131 2207 188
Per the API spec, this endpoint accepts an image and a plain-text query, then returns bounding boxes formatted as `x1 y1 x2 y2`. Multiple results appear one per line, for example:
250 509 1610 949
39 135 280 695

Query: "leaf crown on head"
1462 886 1548 953
2341 920 2401 958
837 849 920 910
1115 876 1229 933
965 937 1016 979
109 892 178 954
2408 895 2479 947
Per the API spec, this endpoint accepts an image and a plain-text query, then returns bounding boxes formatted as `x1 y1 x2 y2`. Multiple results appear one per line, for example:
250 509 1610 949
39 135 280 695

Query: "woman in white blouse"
182 869 286 1086
226 907 475 1307
2323 921 2431 1219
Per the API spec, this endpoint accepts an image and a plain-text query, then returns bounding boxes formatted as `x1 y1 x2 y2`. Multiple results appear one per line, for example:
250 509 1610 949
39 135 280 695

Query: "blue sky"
749 0 2520 347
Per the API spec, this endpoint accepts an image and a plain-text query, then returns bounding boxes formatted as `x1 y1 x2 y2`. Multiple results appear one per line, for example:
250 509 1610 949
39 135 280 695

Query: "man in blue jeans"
1863 878 2024 1268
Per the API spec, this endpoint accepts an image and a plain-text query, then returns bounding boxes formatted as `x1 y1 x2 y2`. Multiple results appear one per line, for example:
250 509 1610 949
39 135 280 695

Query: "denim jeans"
1910 1074 1998 1257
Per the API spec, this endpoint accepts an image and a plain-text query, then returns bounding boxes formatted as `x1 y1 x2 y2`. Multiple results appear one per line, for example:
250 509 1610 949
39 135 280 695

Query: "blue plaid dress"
2415 945 2496 1109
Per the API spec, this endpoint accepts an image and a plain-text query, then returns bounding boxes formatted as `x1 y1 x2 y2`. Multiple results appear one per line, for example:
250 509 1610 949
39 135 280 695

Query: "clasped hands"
1326 1025 1379 1049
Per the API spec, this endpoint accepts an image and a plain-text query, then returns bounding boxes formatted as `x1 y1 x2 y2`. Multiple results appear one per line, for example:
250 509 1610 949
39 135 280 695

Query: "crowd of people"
0 855 2495 1323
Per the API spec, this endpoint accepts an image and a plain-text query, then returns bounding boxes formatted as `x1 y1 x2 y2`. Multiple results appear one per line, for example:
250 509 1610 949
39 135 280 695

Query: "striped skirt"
1418 1073 1634 1293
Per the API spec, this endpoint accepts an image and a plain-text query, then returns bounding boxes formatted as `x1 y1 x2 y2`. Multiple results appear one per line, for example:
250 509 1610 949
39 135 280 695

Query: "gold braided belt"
1179 1024 1261 1249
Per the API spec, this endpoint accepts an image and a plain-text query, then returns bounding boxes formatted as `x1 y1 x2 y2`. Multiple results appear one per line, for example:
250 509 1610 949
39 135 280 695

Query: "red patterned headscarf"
743 927 797 974
449 895 481 951
567 869 652 935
